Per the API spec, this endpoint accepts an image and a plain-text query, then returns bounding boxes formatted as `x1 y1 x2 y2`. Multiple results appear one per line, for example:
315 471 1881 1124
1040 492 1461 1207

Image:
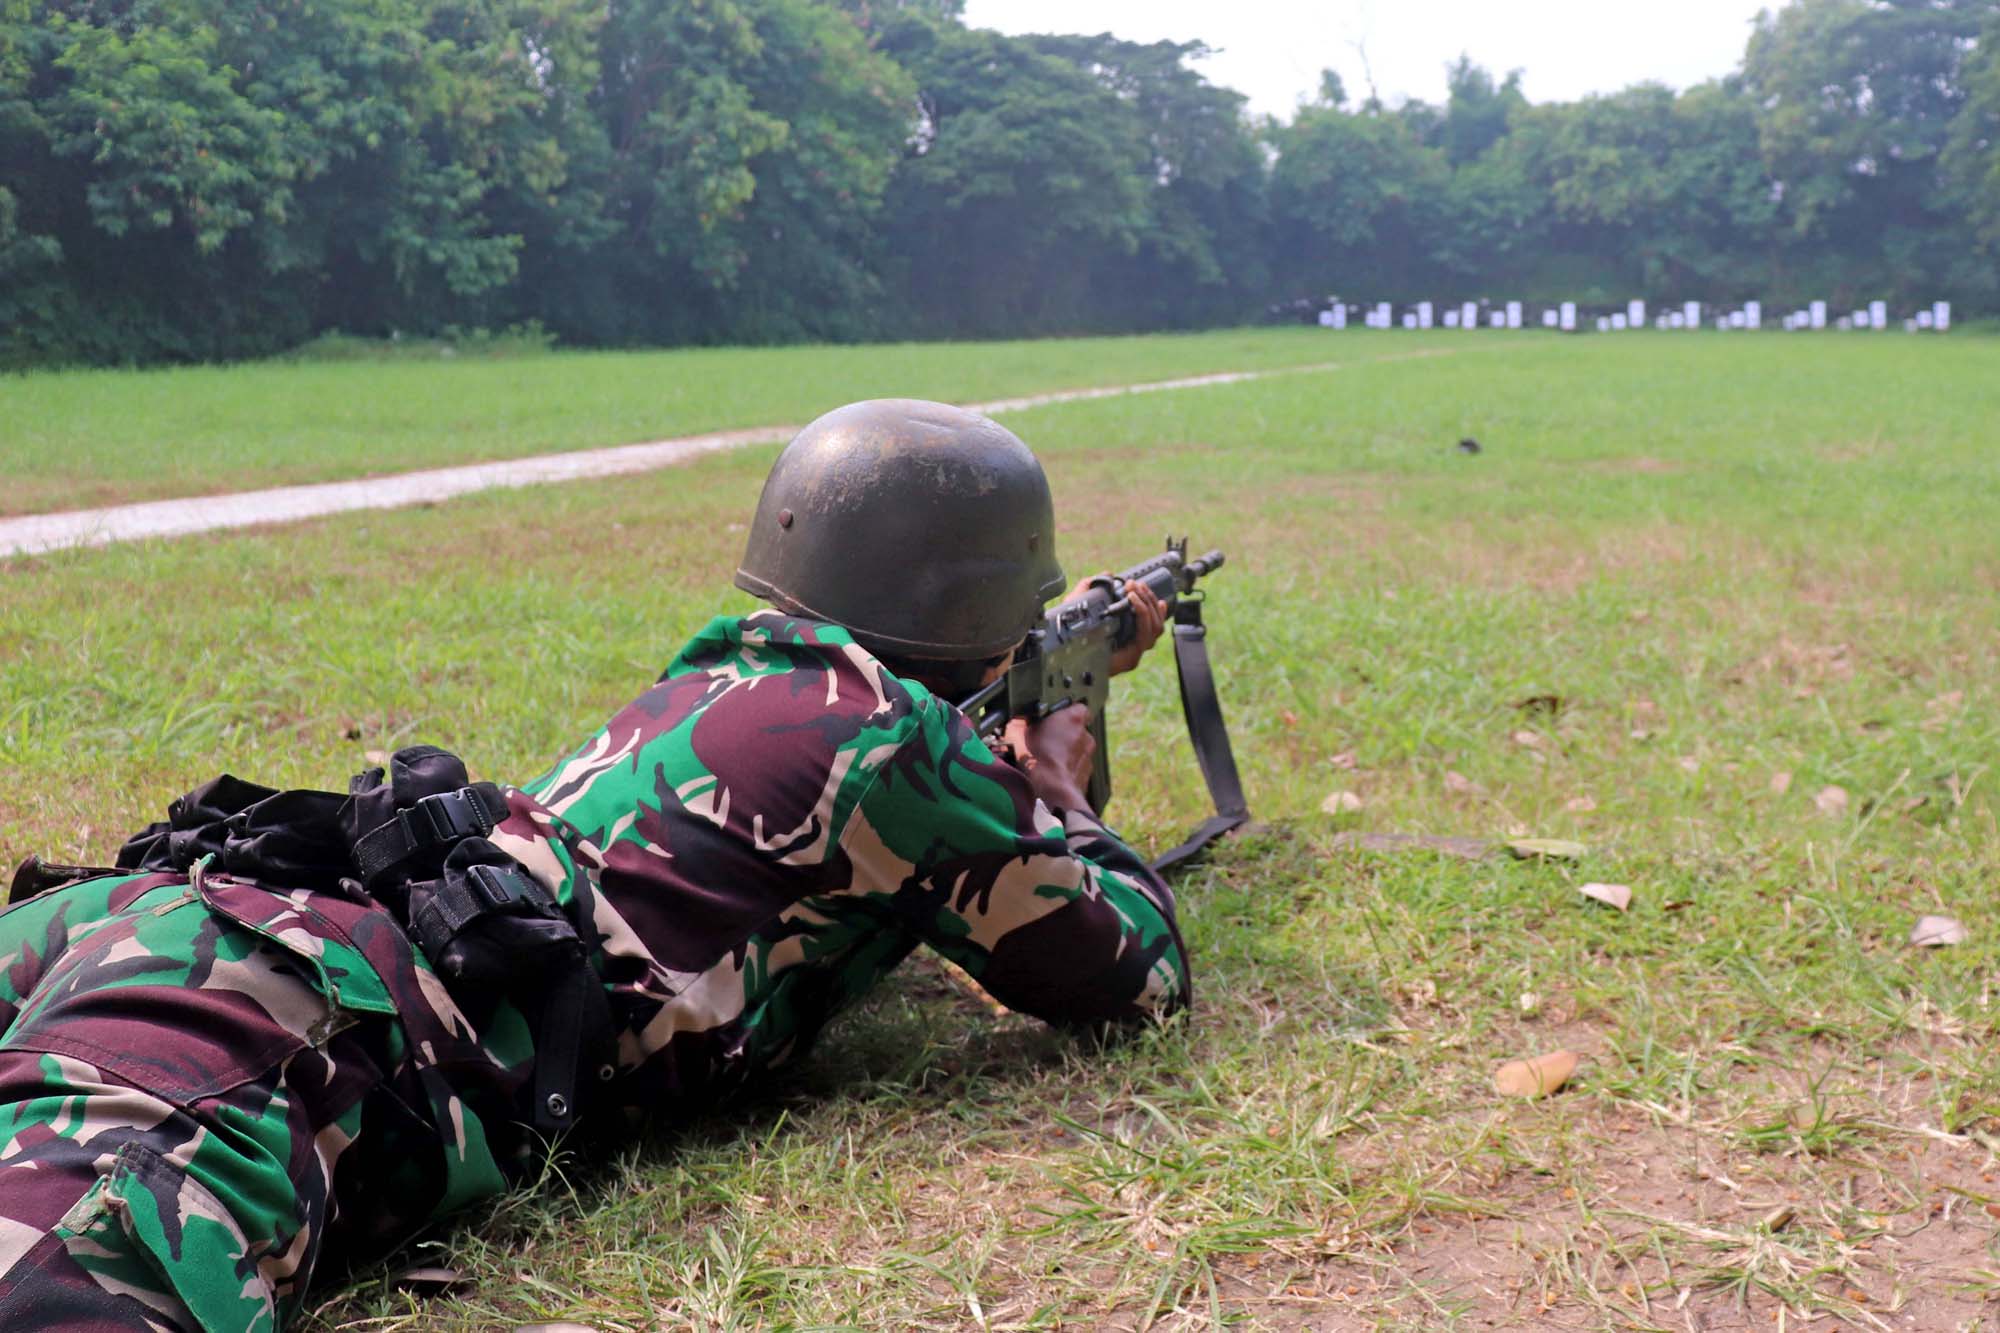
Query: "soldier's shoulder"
683 610 941 731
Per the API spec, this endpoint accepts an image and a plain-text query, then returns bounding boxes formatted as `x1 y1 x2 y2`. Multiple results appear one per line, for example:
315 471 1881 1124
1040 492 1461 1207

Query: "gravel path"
1 359 1378 560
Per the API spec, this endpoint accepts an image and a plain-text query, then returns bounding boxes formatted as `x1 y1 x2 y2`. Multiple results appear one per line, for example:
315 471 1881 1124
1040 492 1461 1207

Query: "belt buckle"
411 788 490 843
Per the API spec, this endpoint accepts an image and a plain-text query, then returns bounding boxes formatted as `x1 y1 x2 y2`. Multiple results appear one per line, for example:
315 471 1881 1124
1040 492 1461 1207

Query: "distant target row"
1309 299 1955 333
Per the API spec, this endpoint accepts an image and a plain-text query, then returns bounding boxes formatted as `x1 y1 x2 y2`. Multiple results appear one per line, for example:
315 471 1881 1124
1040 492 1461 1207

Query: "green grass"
6 330 2000 1330
0 326 1392 518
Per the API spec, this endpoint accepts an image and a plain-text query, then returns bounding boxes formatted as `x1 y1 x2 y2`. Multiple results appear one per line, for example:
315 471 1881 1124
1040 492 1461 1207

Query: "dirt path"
0 354 1446 560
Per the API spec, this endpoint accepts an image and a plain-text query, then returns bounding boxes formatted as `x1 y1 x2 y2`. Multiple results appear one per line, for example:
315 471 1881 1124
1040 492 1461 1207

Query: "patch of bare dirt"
1225 1104 2000 1331
1720 637 1856 689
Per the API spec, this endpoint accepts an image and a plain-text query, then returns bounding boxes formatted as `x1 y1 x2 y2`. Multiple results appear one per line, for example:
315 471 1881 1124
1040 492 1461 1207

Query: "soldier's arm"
839 696 1189 1026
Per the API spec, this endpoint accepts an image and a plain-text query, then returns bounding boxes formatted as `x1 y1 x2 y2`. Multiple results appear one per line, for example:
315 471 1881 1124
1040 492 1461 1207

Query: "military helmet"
734 399 1066 660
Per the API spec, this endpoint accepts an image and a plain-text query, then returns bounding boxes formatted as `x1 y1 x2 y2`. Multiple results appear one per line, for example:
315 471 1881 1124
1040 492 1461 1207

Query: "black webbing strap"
1153 597 1252 874
407 862 546 959
402 860 613 1136
352 784 509 883
529 966 616 1137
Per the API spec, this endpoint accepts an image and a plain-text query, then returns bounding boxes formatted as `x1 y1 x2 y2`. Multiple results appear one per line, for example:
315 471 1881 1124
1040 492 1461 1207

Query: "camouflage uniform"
0 610 1188 1330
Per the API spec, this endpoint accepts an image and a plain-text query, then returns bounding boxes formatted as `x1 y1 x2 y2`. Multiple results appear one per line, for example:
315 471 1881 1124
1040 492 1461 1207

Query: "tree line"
3 0 1997 367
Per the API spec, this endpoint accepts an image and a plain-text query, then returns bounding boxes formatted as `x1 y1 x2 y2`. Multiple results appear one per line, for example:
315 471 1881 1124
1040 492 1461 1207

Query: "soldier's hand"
1003 705 1095 812
1111 579 1167 676
1067 575 1167 677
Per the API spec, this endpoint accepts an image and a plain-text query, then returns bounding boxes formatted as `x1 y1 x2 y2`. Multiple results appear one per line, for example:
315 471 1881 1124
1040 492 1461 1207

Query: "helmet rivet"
777 508 794 529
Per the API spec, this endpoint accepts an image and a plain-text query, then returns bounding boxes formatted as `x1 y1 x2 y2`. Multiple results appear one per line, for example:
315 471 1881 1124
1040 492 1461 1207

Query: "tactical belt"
23 751 616 1142
1152 596 1251 874
352 785 509 882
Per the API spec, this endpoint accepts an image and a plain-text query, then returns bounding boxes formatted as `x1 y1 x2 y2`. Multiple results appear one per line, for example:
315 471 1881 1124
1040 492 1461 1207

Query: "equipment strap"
528 965 617 1136
352 784 509 883
407 862 547 959
1153 597 1251 874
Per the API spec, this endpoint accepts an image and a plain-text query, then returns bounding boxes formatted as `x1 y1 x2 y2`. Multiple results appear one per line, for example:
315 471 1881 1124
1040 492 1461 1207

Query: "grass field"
0 327 1392 518
5 329 2000 1330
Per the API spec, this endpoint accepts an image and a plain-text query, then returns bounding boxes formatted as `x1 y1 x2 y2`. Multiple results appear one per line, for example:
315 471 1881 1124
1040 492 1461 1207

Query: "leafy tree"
1267 101 1452 299
0 0 597 362
518 0 914 345
870 19 1154 336
1519 82 1777 299
1434 56 1527 166
1944 4 2000 247
1742 0 1995 305
1030 33 1270 328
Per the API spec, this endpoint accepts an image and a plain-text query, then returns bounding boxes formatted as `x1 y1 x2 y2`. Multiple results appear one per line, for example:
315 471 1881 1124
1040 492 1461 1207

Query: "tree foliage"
2 0 1997 366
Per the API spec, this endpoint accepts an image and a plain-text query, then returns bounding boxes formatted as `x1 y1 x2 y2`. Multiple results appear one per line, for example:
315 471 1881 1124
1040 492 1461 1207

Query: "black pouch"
116 773 284 873
347 748 615 1137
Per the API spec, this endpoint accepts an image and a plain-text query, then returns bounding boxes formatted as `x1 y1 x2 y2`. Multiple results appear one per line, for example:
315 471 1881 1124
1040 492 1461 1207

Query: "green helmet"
734 399 1066 660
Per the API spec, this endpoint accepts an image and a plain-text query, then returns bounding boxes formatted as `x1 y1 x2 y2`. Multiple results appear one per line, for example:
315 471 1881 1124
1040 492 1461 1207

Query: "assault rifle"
958 538 1250 873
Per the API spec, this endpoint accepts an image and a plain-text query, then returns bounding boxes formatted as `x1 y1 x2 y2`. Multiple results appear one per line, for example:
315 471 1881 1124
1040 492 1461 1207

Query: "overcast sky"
959 0 1777 119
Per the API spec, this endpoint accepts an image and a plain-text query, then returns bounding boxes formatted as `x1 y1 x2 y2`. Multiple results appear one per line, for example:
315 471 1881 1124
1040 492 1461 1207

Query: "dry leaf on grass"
1814 784 1850 816
1320 790 1364 814
1506 837 1586 861
1677 756 1700 774
1443 770 1480 794
1513 693 1563 716
1579 882 1633 911
363 749 388 767
1494 1050 1579 1098
1769 769 1793 795
1510 729 1544 749
1922 690 1965 733
1909 914 1968 947
1564 795 1597 813
1328 749 1358 770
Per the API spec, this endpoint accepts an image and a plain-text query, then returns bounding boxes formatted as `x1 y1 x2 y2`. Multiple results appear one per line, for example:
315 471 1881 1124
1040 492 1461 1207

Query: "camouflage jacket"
489 610 1190 1114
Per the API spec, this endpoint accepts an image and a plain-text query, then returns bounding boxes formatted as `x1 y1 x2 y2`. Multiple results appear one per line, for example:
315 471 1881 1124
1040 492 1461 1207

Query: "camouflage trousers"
0 867 519 1331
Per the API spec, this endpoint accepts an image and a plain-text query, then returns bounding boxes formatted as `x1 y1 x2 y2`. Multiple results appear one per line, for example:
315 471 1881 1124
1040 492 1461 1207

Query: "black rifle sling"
1153 597 1251 874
